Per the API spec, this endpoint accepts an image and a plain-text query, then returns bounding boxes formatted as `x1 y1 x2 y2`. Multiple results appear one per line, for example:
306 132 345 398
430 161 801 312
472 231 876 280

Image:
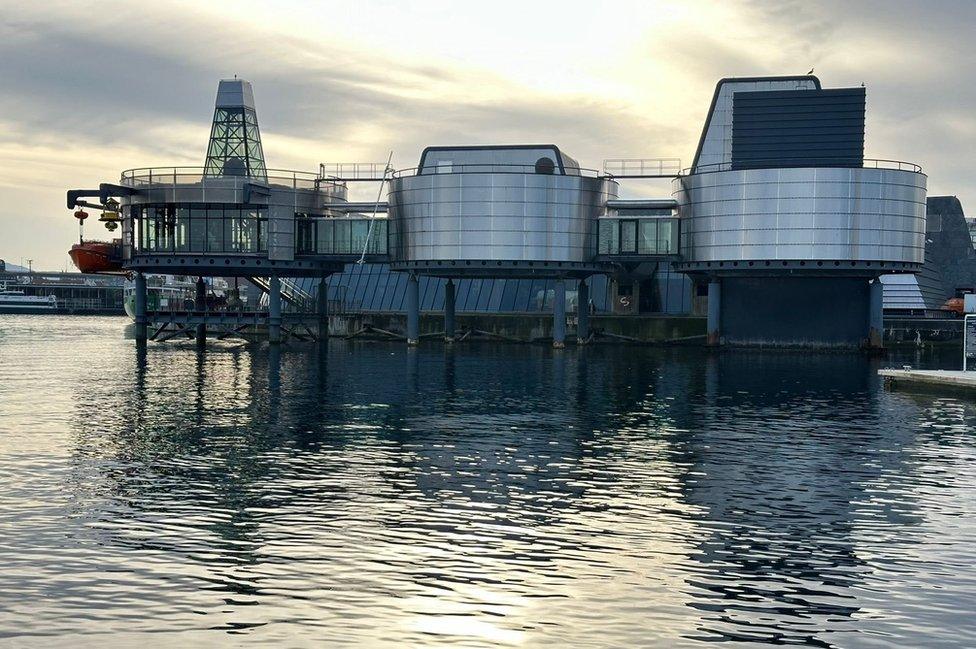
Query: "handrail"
603 158 682 177
680 158 923 175
319 162 390 180
121 166 326 181
391 163 606 179
119 166 347 192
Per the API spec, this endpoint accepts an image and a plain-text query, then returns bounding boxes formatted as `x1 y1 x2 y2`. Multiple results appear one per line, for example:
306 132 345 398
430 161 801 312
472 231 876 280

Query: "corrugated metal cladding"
731 88 865 169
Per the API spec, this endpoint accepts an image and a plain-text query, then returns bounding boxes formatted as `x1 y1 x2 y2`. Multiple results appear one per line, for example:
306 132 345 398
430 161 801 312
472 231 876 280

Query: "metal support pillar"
577 278 590 344
134 271 147 342
867 278 884 349
269 275 282 344
406 272 420 345
317 276 329 340
195 276 207 344
553 279 566 349
444 279 456 343
706 279 721 347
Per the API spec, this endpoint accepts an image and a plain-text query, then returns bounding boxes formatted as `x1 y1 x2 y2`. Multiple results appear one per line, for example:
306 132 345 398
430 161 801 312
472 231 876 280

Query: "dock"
879 368 976 396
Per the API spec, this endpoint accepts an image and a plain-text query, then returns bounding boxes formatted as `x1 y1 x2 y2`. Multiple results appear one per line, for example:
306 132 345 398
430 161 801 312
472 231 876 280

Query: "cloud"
0 0 973 268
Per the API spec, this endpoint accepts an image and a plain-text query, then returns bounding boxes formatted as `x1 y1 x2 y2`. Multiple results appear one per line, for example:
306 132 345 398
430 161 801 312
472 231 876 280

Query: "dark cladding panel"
721 276 870 346
732 88 865 169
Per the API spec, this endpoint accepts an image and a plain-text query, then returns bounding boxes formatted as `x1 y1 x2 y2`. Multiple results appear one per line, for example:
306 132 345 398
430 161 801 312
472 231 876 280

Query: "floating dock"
879 368 976 395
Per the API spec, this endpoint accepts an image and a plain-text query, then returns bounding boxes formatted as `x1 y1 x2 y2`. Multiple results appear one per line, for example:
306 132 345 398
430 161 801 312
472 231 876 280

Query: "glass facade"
203 106 267 180
598 218 679 255
289 262 693 315
296 216 388 256
134 204 268 254
134 206 387 256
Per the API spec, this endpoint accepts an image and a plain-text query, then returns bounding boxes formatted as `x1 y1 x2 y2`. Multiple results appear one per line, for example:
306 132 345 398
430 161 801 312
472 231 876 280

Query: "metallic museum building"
67 74 933 348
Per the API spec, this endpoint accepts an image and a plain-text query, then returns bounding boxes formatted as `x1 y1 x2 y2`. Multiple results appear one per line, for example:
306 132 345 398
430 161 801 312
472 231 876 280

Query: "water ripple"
1 315 975 647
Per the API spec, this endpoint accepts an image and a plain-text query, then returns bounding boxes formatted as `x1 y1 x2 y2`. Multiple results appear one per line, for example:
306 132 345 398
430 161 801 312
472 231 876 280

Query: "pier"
879 368 976 395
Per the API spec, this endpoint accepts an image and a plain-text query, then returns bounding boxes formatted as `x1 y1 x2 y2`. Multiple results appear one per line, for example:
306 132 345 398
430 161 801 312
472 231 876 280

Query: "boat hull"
69 241 124 274
0 305 59 315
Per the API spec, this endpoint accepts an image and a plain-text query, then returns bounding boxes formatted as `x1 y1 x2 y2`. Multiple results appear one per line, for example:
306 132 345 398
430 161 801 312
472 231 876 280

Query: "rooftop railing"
120 167 347 193
319 162 391 180
681 158 923 175
391 163 605 179
603 158 682 178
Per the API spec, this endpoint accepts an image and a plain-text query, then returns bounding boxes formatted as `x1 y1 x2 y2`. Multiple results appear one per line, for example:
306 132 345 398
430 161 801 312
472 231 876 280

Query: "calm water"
1 315 975 647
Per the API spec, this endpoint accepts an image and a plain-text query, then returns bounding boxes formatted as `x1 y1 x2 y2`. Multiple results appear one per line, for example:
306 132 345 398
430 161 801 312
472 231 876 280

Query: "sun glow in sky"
0 0 974 269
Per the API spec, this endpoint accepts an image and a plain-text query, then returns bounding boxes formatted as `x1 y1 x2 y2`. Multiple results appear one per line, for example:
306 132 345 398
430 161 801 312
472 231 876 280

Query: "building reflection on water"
60 341 974 645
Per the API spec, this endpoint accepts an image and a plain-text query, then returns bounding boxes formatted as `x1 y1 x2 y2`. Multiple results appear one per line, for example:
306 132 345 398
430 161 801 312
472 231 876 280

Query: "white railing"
319 162 391 180
119 167 346 193
603 158 682 178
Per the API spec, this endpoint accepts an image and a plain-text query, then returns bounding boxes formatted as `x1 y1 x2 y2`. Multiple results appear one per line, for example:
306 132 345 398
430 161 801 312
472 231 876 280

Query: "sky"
1 0 974 270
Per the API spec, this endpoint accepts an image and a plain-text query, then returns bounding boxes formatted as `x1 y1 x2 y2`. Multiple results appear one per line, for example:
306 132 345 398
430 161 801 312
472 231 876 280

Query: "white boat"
123 276 198 319
0 286 58 314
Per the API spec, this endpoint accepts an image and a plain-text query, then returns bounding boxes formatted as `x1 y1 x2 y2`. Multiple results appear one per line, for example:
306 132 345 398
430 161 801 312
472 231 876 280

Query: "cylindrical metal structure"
553 279 567 349
444 279 456 342
674 167 927 267
707 280 721 346
577 279 590 344
389 168 618 276
269 275 282 344
134 272 147 341
195 276 207 343
317 276 329 340
868 278 884 348
406 272 419 345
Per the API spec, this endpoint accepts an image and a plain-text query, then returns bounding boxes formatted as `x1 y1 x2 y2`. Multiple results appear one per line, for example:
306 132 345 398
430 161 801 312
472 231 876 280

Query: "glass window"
371 220 388 254
189 208 207 252
487 280 505 312
658 220 675 254
620 220 638 254
473 279 492 311
224 209 238 252
207 208 223 252
639 220 658 254
141 208 156 251
598 220 617 254
526 280 548 311
335 221 351 254
420 276 438 311
296 214 315 254
455 279 474 311
257 214 267 252
499 280 519 312
174 207 190 252
351 220 369 255
242 208 260 252
152 206 165 251
513 279 534 311
318 219 334 254
366 269 389 311
387 271 407 311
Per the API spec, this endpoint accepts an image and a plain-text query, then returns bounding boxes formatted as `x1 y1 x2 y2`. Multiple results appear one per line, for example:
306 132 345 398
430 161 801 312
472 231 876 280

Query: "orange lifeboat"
68 240 124 274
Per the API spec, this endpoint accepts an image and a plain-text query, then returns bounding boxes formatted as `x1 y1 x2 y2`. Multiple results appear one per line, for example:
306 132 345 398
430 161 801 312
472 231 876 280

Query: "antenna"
357 150 394 264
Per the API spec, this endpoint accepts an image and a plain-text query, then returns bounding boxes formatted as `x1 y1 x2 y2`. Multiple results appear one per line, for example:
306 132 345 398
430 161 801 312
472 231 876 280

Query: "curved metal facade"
673 167 927 264
389 172 618 264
